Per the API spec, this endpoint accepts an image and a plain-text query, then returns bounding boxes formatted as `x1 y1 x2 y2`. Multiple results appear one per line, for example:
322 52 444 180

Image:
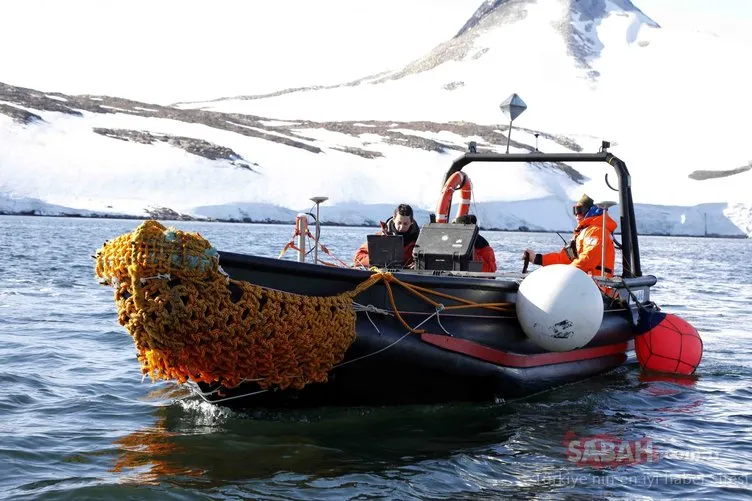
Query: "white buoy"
516 264 604 352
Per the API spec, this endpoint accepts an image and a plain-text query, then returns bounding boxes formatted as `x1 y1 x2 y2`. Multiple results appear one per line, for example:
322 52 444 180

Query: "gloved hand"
522 248 536 261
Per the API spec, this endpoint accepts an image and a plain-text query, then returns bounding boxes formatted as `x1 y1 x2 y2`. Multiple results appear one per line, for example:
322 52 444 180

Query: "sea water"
0 216 750 500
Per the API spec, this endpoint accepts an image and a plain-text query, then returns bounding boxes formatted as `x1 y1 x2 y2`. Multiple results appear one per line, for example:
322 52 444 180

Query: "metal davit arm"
443 152 613 184
605 154 641 278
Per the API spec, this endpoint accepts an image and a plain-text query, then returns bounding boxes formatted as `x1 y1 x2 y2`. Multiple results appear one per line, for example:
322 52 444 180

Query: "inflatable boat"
95 148 702 408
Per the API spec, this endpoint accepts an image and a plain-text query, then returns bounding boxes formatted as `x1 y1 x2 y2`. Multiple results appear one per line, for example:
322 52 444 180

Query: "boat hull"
195 252 656 408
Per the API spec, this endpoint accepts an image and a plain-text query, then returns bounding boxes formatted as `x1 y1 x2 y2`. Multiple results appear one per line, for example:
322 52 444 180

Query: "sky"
2 1 750 103
640 0 752 39
0 0 478 103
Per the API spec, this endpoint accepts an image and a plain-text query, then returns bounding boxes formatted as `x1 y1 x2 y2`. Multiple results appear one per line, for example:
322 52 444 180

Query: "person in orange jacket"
453 214 497 273
522 194 617 277
353 204 420 268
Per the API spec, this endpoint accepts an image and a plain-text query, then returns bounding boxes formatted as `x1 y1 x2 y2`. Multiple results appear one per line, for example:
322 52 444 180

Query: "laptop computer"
367 234 404 268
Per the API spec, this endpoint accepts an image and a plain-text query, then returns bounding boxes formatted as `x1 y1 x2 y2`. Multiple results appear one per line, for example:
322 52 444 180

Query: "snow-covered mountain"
0 0 750 237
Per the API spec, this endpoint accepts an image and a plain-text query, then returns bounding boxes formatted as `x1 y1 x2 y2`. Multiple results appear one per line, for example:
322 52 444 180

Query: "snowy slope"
184 0 751 207
0 0 750 236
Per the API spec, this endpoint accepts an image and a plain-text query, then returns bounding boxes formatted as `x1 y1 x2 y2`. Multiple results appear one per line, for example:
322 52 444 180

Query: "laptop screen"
367 234 404 268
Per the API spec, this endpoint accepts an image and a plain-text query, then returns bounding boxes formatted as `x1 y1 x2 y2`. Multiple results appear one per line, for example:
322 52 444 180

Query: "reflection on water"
110 365 715 494
638 372 698 396
112 423 202 484
111 401 517 485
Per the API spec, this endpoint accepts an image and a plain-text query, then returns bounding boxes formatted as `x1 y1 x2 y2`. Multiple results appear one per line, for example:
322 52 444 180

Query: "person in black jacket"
353 204 420 267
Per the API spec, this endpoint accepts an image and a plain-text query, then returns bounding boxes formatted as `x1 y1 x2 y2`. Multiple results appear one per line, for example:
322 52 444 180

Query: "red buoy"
635 312 703 375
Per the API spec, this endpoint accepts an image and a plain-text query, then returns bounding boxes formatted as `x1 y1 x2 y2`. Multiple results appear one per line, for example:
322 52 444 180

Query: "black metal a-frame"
442 151 642 277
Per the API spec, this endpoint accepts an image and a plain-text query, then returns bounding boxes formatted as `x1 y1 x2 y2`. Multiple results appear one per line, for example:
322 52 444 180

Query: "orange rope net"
95 220 358 390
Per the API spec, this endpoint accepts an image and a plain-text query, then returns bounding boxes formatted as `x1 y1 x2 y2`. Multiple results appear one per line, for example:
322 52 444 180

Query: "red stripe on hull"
420 333 628 368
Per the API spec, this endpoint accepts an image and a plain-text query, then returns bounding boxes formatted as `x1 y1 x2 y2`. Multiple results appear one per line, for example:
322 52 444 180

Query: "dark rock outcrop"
689 163 752 181
0 81 587 184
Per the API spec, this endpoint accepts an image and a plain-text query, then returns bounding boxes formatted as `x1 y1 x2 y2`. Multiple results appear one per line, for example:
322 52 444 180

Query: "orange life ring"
435 171 472 223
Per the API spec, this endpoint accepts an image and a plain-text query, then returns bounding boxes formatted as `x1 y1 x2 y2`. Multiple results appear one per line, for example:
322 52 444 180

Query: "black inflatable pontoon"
195 150 658 408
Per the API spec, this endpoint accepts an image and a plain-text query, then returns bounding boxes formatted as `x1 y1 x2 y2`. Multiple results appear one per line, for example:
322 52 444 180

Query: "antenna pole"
310 196 328 264
596 201 617 276
601 210 607 277
314 203 321 264
506 119 513 154
295 214 307 263
499 93 527 154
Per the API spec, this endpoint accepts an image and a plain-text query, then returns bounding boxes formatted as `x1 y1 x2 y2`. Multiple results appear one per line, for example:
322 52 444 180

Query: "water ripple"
1 216 751 500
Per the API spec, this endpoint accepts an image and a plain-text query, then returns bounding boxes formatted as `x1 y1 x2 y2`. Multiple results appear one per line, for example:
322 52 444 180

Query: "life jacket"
540 212 618 277
473 234 497 272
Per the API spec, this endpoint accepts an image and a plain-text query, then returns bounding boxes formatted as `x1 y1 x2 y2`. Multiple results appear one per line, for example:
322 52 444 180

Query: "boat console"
412 222 482 272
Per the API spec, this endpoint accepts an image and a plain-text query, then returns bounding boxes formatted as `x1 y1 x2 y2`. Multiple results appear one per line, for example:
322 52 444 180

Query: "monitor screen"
367 234 404 268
